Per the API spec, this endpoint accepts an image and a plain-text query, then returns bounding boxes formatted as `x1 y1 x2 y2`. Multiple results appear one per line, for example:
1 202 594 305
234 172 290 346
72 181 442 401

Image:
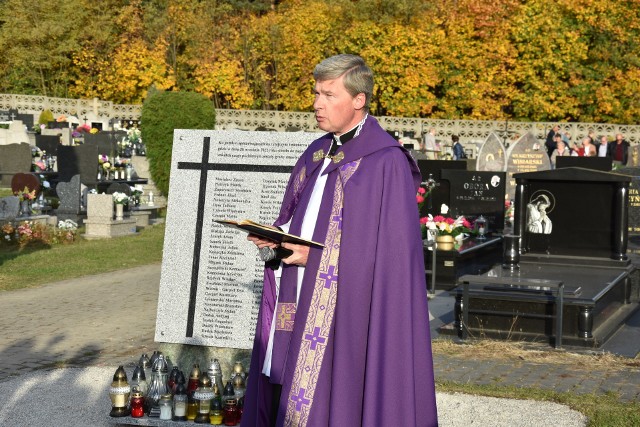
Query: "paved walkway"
0 263 638 405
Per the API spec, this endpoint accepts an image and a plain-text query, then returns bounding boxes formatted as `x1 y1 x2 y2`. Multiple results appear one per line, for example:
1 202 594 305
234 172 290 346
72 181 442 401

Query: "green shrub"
38 109 54 125
140 91 216 196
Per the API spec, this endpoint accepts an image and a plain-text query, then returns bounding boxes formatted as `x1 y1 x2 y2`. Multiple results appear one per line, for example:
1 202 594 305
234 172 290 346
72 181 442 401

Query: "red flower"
444 217 456 225
433 215 445 222
462 219 471 228
420 216 429 224
417 187 426 195
416 195 425 204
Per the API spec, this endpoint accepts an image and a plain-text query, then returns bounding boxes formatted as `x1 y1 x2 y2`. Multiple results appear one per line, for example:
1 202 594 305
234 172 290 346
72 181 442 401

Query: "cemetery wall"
2 93 640 146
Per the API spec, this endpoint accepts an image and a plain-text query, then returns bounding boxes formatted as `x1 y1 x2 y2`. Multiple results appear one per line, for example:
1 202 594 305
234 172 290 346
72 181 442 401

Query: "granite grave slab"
156 130 316 350
57 144 99 184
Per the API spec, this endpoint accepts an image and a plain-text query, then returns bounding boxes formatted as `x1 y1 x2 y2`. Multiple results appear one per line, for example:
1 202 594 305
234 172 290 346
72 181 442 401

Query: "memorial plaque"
505 132 550 199
616 167 640 236
476 133 507 172
155 130 317 349
441 170 506 232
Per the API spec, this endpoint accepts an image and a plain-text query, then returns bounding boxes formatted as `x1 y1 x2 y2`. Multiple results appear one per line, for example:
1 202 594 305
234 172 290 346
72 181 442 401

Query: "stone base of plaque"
156 342 251 381
83 218 137 239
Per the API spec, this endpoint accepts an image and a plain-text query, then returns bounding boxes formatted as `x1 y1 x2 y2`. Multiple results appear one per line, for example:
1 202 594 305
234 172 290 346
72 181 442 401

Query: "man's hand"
281 242 310 266
247 234 278 249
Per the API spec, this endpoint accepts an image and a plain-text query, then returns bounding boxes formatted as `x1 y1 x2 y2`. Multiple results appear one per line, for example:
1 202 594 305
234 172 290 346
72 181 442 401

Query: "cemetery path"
0 263 636 425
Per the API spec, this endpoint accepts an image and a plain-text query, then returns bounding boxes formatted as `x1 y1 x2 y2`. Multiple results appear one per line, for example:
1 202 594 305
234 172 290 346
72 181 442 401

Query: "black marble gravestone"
416 160 467 216
441 170 506 233
57 144 99 185
514 167 630 260
35 134 60 156
441 167 638 348
556 156 612 171
615 167 640 237
83 132 118 156
0 143 32 186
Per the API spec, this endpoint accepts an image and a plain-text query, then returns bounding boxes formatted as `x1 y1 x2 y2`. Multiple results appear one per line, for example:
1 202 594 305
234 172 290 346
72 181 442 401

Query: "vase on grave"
435 234 455 251
115 203 124 221
19 200 31 217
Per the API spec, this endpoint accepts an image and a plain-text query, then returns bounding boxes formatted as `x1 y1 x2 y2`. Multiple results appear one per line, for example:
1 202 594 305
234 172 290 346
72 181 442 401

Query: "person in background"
423 127 439 159
452 134 466 160
598 135 611 158
550 139 571 168
581 137 597 157
545 125 560 156
611 133 630 165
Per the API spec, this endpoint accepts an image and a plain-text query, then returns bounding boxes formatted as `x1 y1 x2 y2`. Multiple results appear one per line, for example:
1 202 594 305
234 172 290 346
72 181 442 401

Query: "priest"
242 54 438 427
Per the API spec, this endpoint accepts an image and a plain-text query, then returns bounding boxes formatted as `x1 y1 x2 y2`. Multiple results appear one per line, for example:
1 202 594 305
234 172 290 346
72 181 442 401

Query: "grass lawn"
1 219 638 425
0 223 164 291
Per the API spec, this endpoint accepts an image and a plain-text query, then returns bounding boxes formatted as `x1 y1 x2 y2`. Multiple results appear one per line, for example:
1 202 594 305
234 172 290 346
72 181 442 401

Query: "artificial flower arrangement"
112 192 129 205
420 204 473 241
14 186 36 202
1 220 78 247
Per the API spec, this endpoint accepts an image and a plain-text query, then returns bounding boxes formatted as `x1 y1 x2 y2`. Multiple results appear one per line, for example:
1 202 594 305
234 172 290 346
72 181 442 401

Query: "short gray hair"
313 54 374 111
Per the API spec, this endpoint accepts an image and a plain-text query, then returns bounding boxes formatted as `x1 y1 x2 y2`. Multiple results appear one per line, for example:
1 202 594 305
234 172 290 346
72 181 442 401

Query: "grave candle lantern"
194 373 215 424
223 398 240 426
173 382 188 421
146 354 170 417
109 366 131 417
187 363 202 420
130 388 145 418
159 393 173 420
475 215 487 239
210 398 224 425
130 365 147 397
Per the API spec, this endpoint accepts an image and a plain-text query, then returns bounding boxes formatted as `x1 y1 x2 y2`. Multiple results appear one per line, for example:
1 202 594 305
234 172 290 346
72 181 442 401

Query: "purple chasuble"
242 117 438 427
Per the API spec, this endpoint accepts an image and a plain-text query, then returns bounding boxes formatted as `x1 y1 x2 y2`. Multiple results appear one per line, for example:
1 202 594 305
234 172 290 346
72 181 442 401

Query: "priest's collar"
327 114 368 157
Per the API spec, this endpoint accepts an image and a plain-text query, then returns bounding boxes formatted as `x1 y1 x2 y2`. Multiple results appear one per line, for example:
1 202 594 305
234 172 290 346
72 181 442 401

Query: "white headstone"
156 130 318 349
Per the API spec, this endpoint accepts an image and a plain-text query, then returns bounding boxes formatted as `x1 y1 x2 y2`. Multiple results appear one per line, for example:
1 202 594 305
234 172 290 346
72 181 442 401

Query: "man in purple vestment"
243 54 438 427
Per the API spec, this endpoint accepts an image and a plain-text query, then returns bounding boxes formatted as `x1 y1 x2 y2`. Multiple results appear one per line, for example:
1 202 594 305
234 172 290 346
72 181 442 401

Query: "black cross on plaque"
179 136 294 337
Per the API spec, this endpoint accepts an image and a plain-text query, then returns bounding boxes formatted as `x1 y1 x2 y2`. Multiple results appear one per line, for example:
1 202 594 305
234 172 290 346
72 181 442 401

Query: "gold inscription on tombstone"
630 188 640 208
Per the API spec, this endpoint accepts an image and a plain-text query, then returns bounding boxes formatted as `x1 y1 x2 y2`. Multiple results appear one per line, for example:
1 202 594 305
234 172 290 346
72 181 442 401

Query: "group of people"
546 125 631 168
419 129 467 160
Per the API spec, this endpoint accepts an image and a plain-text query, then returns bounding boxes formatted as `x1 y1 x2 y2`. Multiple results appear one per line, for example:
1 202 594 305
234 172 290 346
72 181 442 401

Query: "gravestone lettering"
156 130 317 348
441 170 506 232
616 167 640 236
505 132 550 199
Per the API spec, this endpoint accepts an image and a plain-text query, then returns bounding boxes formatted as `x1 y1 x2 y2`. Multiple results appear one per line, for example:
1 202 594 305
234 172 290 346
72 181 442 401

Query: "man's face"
616 134 623 141
553 126 559 132
313 75 365 136
601 136 608 144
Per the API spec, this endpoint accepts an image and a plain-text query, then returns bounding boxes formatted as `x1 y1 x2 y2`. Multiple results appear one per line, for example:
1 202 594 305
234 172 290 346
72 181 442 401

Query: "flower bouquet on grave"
112 192 129 220
130 185 143 207
420 204 473 245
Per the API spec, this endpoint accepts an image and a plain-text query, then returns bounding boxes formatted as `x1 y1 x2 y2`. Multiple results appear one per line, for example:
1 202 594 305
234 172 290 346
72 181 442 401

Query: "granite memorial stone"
0 196 20 222
56 174 87 223
476 132 507 172
35 134 61 156
441 169 507 232
615 167 640 236
57 144 99 184
0 143 32 186
505 132 550 199
155 130 316 350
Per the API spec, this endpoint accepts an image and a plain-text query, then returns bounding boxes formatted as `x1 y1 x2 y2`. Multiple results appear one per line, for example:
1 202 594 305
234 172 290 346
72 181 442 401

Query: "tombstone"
41 128 71 146
0 143 32 186
0 196 20 222
106 182 132 195
57 144 99 185
84 193 137 239
35 134 60 156
16 113 34 130
555 156 612 171
48 121 69 129
83 132 120 156
11 172 41 197
0 121 30 147
476 132 507 172
442 167 637 348
0 110 11 121
514 167 630 259
416 160 467 215
608 166 640 237
440 170 507 232
154 130 315 368
504 132 550 199
55 174 87 224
